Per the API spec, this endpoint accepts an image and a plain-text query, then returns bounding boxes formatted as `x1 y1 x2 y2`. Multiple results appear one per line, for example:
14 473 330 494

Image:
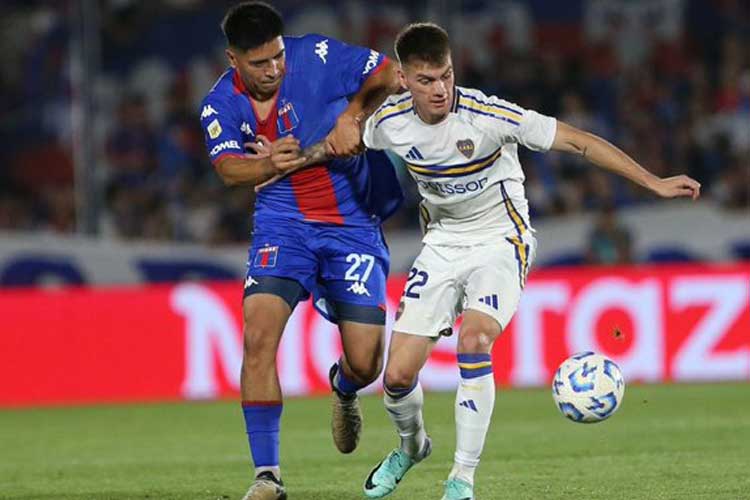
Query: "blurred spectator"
586 205 634 265
106 93 157 186
0 0 747 246
712 156 750 210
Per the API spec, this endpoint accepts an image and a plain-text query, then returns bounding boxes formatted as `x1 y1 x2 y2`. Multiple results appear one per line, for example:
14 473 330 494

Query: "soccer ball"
552 351 625 423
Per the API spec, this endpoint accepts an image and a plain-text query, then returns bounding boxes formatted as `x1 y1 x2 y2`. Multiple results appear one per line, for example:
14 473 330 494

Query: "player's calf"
383 380 427 459
329 361 364 453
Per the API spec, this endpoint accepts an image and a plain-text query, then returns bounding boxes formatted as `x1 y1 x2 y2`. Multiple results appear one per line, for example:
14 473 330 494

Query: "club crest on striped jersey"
253 245 279 268
456 139 474 159
277 101 300 133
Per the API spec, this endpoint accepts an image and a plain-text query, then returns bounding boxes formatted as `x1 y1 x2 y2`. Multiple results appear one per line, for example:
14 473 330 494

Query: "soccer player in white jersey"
361 23 701 500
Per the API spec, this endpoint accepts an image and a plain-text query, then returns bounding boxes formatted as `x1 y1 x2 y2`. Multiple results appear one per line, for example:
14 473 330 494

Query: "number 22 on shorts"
404 267 429 298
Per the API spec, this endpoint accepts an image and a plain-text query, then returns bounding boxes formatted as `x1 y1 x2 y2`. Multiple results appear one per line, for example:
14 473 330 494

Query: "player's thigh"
463 233 537 331
394 244 461 337
316 225 389 325
241 292 293 357
384 331 437 387
339 320 385 375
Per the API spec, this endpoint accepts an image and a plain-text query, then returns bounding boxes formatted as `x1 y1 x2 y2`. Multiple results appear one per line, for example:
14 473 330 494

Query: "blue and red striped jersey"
200 34 403 227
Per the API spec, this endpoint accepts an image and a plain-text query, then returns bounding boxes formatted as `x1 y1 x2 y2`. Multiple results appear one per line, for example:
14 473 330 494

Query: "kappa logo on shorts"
244 276 259 289
253 246 279 268
347 281 371 296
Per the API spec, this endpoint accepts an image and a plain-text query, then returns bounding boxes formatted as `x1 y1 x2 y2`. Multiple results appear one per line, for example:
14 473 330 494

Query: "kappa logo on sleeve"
314 39 329 64
253 246 279 268
201 104 218 119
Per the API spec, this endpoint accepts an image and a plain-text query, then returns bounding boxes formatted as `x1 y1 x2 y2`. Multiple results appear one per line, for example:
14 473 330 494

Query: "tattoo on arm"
301 141 331 167
567 138 588 158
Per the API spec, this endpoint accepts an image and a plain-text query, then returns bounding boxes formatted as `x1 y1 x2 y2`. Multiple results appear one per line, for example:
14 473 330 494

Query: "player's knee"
346 357 383 385
242 324 280 366
457 326 494 354
384 364 418 390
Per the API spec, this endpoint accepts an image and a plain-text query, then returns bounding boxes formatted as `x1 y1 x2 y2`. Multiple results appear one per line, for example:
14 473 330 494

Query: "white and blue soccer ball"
552 351 625 423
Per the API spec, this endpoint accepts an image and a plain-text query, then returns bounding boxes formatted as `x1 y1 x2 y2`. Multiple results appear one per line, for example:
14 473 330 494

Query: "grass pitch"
1 383 749 500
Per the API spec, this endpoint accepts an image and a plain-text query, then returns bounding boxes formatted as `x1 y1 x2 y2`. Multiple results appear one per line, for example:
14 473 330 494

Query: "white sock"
384 381 427 459
451 371 495 485
254 465 281 481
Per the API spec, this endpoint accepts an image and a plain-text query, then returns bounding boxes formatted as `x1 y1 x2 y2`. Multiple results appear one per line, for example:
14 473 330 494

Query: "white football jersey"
363 86 557 246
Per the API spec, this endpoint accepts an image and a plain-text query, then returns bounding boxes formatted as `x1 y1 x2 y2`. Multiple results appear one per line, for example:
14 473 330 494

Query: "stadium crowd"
0 0 748 243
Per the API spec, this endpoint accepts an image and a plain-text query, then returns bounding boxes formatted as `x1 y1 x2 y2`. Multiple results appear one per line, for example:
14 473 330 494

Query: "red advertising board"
1 264 748 407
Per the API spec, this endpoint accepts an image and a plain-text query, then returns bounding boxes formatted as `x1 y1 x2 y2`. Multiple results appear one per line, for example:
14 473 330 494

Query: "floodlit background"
1 0 747 253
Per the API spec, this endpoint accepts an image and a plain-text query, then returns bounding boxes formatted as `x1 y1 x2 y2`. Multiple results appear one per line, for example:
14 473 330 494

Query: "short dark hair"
222 2 284 51
394 23 450 66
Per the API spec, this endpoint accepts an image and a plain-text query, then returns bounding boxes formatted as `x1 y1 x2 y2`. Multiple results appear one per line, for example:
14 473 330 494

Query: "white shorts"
394 231 536 337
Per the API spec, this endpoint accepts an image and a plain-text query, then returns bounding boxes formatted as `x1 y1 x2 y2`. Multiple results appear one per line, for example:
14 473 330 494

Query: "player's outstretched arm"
215 136 306 187
551 121 701 200
326 59 401 157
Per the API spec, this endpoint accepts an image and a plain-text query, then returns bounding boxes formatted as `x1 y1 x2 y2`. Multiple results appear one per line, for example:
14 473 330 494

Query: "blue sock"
242 401 282 468
384 378 418 400
332 360 364 396
457 353 493 379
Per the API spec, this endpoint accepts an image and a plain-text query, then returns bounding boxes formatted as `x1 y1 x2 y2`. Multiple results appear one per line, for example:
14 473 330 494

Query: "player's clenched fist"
246 135 307 174
325 112 365 157
648 175 701 200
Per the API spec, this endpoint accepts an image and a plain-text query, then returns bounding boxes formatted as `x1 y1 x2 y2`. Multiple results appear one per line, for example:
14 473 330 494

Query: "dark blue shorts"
243 219 389 325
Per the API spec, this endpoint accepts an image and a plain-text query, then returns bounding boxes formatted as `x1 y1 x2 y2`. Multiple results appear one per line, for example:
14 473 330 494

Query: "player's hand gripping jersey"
364 86 557 244
201 34 402 227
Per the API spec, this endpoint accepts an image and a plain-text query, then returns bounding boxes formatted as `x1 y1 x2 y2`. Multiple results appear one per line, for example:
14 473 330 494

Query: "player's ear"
396 65 408 90
226 48 237 69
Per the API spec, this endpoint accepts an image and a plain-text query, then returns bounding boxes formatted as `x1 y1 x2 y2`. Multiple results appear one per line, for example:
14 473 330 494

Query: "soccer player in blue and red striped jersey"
199 2 403 499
